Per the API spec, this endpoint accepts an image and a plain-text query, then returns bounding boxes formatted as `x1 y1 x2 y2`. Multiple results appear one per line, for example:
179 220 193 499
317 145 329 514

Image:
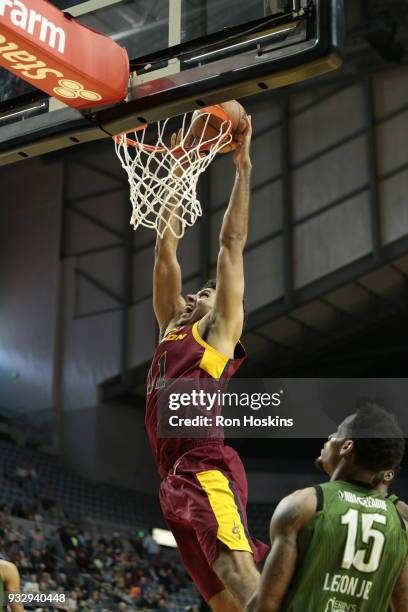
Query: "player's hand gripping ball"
191 100 248 153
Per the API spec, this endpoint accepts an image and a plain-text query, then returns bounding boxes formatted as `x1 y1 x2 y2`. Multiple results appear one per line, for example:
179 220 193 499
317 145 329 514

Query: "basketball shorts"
159 443 269 602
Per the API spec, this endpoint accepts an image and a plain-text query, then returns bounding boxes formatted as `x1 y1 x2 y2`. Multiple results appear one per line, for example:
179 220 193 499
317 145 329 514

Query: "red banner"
0 0 129 109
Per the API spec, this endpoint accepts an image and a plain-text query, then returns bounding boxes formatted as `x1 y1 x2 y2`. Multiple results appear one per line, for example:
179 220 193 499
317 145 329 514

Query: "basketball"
191 100 248 153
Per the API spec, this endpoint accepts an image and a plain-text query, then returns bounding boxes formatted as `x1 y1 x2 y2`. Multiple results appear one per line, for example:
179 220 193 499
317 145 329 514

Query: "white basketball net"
114 111 232 238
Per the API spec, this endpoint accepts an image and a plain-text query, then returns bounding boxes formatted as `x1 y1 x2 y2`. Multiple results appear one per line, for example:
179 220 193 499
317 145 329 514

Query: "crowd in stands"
0 451 202 611
0 449 270 611
0 507 199 611
0 435 275 611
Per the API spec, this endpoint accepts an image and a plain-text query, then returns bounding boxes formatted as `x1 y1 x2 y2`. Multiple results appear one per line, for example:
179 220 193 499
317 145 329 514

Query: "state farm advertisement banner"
0 0 129 109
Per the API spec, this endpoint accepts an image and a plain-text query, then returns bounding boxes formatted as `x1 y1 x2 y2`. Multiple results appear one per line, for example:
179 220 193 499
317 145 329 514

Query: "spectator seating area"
0 439 164 527
0 438 274 610
0 439 204 610
0 513 201 611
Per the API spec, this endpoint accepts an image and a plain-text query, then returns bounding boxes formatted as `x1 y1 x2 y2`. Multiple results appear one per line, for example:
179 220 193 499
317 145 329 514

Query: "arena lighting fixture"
152 527 177 548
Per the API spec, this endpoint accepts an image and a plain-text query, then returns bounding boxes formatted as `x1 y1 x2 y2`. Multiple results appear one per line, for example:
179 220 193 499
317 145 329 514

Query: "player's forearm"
155 229 179 258
392 596 408 611
251 538 297 612
245 590 282 612
155 184 183 257
391 575 408 610
219 165 252 248
245 593 280 612
153 239 183 326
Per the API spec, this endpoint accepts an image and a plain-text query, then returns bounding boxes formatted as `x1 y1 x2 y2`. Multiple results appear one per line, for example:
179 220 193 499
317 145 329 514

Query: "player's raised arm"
153 131 186 331
204 116 252 356
246 488 317 612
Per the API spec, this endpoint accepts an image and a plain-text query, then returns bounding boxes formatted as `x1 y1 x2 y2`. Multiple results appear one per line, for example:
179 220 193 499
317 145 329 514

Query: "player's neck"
331 464 378 489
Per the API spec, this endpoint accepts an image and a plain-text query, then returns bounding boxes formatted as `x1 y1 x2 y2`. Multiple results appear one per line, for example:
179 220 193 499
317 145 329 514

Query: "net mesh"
114 111 232 238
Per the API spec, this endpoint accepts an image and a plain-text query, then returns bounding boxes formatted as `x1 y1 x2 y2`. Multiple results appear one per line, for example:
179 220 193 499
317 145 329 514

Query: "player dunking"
247 403 408 611
146 116 269 611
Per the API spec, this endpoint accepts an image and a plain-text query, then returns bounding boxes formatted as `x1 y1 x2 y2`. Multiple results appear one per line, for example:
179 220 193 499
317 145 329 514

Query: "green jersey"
281 481 407 612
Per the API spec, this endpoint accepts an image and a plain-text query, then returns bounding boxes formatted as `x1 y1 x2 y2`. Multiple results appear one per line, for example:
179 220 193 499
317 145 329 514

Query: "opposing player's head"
176 280 216 326
316 402 405 486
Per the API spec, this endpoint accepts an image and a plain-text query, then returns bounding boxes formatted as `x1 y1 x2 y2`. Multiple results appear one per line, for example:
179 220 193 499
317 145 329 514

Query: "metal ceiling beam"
281 96 295 309
63 242 124 259
67 204 124 240
246 232 408 333
74 159 124 185
121 193 133 379
364 76 382 262
64 185 127 206
319 296 366 325
75 267 123 304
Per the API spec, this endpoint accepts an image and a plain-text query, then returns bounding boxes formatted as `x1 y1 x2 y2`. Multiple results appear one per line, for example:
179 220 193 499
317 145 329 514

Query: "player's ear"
339 439 354 458
383 469 395 483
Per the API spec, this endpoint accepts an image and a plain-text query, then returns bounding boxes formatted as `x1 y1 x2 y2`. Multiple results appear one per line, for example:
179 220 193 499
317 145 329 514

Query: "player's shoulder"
271 487 319 533
0 558 18 579
384 495 408 529
396 499 408 518
285 486 319 504
395 500 408 531
293 486 321 514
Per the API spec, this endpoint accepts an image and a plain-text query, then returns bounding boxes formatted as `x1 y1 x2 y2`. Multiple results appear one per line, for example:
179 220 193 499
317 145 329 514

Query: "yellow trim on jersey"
192 321 229 380
196 470 252 553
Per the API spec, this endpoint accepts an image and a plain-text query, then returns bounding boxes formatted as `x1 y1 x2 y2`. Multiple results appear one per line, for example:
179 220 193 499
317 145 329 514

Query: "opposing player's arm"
153 131 186 331
396 500 408 523
0 560 24 612
204 117 252 356
245 487 317 612
391 552 408 612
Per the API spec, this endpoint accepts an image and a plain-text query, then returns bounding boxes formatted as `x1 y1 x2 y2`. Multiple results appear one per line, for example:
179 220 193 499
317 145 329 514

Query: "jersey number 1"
147 352 166 394
341 508 386 573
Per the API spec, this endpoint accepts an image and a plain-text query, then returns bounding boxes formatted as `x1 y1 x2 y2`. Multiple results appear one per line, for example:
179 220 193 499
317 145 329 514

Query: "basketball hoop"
113 106 233 238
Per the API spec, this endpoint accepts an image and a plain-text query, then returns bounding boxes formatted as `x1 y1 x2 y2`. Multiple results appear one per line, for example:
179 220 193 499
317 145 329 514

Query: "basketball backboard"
0 0 344 165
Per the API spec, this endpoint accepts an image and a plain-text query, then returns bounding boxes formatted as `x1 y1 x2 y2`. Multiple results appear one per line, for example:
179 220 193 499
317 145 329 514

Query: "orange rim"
112 105 232 152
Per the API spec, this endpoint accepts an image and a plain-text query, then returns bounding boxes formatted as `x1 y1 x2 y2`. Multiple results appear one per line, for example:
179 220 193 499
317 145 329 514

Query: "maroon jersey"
146 321 246 478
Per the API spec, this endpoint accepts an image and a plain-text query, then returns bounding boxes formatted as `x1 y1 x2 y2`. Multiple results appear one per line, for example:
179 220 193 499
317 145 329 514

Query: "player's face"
316 415 355 476
316 431 344 475
177 288 216 325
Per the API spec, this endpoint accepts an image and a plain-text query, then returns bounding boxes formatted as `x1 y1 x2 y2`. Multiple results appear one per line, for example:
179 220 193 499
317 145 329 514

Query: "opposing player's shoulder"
395 500 408 531
284 486 318 508
270 487 318 536
0 558 19 580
